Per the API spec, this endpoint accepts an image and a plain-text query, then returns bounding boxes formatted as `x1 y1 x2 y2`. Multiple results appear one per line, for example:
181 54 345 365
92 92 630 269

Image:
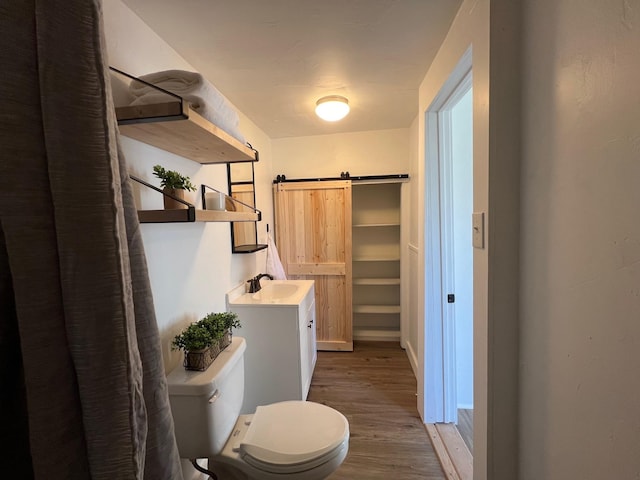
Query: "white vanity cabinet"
227 280 317 414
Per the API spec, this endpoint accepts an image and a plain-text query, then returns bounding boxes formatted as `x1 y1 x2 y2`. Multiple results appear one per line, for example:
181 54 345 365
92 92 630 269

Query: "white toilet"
166 336 349 480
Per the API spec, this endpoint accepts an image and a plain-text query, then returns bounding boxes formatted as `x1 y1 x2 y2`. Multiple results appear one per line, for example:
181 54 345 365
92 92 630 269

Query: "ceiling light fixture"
315 95 350 122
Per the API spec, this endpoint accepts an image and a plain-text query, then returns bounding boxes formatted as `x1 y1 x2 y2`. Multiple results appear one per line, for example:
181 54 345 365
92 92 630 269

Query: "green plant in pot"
153 164 196 210
199 312 241 337
172 311 241 371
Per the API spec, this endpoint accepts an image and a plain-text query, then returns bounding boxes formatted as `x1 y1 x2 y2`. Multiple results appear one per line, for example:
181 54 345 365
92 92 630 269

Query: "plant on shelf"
199 311 241 337
152 164 196 210
172 311 241 371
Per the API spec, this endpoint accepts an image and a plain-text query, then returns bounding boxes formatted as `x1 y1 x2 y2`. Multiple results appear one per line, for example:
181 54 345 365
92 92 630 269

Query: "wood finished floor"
457 409 473 454
307 341 446 480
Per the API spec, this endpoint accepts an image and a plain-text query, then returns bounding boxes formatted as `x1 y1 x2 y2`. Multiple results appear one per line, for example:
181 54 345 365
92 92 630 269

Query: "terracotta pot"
163 188 187 209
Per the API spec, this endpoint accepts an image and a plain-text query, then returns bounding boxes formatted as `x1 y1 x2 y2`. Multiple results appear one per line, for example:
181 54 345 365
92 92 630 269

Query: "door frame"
423 48 473 423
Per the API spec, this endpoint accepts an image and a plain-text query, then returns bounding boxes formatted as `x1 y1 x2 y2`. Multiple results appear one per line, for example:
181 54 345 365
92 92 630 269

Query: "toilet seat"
238 401 349 474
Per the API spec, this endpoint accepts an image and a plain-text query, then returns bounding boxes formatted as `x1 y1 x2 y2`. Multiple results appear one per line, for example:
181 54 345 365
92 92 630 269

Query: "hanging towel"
266 232 287 280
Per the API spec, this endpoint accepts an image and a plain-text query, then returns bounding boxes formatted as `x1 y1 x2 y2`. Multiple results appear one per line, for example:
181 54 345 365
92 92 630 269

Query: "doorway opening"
424 48 473 477
445 82 473 452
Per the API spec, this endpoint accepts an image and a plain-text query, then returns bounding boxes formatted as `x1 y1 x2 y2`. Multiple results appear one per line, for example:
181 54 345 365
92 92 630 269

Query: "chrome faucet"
247 273 274 293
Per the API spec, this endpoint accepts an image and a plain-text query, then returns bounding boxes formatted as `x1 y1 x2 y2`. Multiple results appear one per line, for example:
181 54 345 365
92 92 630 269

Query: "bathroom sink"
252 282 299 301
227 280 313 306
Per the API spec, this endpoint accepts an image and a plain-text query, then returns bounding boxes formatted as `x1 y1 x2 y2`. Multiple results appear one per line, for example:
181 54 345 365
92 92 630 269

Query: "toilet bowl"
166 337 349 480
211 401 349 480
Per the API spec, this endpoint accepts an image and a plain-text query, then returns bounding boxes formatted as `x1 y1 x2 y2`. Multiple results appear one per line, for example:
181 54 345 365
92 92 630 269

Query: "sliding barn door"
274 180 353 351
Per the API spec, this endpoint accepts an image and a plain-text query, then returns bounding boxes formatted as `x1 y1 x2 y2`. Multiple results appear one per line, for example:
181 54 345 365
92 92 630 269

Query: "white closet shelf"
352 222 400 228
353 305 401 314
353 256 401 262
353 328 401 342
353 278 401 286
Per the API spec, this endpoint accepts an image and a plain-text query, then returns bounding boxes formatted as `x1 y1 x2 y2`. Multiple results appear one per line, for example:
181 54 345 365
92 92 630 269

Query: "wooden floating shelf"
115 101 257 164
138 208 259 224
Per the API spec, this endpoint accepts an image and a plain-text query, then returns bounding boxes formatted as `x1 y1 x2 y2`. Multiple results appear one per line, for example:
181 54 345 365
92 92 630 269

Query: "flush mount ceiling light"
315 95 350 122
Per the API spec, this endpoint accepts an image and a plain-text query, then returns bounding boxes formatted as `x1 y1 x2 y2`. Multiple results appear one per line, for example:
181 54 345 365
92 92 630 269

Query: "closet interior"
352 181 403 341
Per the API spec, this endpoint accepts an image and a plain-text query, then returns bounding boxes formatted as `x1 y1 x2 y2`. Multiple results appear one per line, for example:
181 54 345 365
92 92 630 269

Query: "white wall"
519 0 640 478
102 1 274 374
271 128 409 178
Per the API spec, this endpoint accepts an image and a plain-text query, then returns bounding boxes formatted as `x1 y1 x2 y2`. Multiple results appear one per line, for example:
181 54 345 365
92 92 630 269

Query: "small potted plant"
172 311 241 371
153 164 197 210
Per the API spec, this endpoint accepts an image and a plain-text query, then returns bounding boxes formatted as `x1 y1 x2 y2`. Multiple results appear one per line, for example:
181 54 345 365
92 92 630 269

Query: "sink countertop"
226 279 314 307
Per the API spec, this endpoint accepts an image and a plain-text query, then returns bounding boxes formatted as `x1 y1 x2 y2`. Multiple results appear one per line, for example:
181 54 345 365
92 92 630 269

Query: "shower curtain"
0 1 183 479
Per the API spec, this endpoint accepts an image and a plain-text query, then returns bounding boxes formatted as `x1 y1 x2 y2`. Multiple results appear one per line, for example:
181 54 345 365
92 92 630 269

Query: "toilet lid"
240 401 349 467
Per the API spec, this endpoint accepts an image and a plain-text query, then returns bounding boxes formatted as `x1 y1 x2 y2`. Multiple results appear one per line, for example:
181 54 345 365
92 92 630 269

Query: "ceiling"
123 0 463 139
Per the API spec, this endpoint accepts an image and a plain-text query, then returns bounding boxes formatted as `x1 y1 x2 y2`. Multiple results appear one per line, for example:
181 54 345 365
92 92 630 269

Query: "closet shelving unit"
110 67 260 224
352 180 404 341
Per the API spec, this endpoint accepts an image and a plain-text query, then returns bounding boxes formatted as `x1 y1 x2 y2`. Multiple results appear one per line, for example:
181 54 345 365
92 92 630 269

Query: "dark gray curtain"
0 1 183 478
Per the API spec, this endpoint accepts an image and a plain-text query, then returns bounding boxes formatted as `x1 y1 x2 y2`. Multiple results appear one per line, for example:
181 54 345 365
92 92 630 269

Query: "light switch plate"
472 212 485 249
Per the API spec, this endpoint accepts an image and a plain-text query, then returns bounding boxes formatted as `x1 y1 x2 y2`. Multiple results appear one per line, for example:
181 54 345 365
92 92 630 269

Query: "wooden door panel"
313 276 350 350
274 181 352 351
287 263 346 276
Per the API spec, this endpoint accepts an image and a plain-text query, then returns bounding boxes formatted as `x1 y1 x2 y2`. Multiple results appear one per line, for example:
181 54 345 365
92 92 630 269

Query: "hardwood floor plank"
457 408 474 453
308 341 446 479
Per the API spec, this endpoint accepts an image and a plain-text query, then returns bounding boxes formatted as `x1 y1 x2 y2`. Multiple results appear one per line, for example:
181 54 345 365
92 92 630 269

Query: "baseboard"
405 339 419 378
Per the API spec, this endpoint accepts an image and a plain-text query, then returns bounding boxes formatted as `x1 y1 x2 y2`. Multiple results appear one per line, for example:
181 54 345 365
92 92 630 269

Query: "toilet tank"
166 336 246 459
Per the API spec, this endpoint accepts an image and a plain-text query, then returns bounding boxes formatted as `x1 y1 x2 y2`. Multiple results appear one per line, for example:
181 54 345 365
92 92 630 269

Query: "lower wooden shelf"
138 208 259 223
232 243 268 254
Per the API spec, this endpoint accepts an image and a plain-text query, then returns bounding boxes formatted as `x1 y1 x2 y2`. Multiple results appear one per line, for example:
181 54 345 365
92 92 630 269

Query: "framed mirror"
227 162 267 254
